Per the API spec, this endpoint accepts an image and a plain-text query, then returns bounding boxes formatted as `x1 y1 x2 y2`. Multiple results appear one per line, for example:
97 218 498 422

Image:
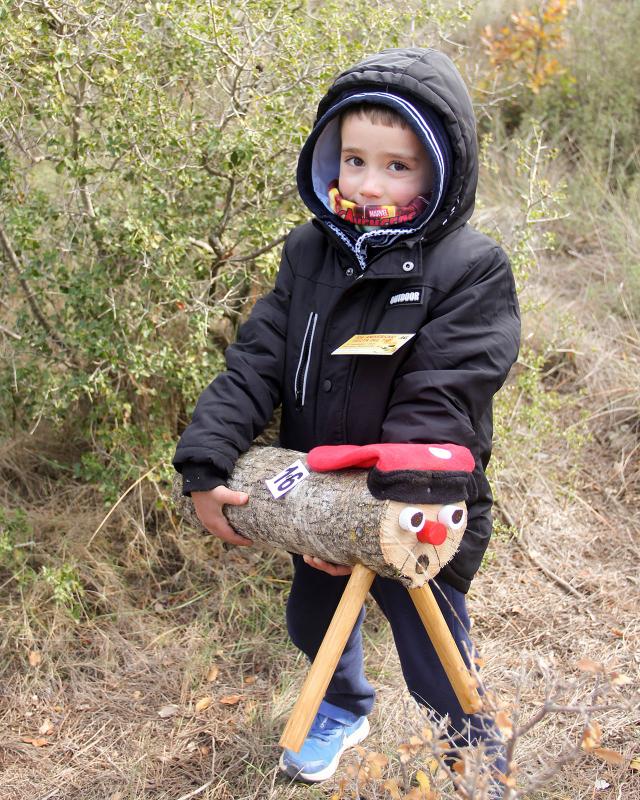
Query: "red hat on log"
307 443 475 503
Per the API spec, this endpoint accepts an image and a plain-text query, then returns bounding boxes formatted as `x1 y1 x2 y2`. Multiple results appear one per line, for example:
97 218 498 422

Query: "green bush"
0 1 469 498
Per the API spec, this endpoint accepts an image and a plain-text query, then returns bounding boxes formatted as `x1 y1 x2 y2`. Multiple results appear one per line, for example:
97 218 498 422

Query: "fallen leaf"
28 651 42 667
452 759 465 775
329 778 347 799
21 736 50 747
610 672 633 686
581 720 602 752
630 756 640 771
195 696 212 712
496 771 517 788
473 655 486 668
244 675 257 685
363 750 388 779
495 710 514 738
38 719 54 735
415 769 431 790
594 778 610 791
398 735 424 763
610 627 624 638
219 694 242 705
206 665 219 683
593 747 626 766
157 704 180 718
383 778 401 798
576 657 604 673
420 727 433 742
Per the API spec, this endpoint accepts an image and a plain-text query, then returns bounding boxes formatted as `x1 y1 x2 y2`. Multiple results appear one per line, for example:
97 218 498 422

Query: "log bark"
172 446 466 589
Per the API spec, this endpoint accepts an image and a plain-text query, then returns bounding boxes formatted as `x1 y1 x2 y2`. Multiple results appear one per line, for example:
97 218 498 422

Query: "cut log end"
380 501 466 588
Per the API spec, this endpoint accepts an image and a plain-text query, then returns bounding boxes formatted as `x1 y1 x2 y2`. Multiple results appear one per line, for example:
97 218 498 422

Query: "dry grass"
2 314 638 800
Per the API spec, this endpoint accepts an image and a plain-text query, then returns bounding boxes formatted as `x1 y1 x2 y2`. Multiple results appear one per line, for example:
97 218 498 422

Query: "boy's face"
338 114 433 208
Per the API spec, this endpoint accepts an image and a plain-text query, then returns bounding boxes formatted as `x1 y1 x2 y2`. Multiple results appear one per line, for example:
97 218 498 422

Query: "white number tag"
266 460 309 499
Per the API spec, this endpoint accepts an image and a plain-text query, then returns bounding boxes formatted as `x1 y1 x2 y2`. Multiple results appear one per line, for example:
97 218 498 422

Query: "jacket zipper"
294 311 318 409
341 285 377 440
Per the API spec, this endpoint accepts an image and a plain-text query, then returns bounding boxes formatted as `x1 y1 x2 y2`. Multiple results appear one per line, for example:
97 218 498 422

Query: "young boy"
173 47 520 788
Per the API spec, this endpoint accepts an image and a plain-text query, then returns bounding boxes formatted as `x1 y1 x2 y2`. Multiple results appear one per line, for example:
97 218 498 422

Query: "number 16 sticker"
266 460 309 499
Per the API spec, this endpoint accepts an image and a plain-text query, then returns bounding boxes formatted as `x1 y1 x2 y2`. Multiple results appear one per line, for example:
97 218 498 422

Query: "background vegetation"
1 1 638 798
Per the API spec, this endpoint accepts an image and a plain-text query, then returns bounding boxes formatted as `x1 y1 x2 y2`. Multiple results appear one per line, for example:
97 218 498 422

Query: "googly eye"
437 505 466 530
398 507 425 533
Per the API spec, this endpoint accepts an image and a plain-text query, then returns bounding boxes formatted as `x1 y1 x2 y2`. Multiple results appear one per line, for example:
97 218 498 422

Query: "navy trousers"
286 554 503 755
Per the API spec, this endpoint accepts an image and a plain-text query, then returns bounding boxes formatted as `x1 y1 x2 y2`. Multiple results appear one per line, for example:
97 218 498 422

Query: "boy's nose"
359 172 384 199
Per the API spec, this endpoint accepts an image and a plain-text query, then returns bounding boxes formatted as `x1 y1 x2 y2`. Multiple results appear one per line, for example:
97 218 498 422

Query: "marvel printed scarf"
328 179 429 227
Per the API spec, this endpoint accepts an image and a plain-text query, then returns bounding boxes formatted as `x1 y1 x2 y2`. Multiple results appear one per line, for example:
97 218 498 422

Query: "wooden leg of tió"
408 583 483 715
279 563 376 753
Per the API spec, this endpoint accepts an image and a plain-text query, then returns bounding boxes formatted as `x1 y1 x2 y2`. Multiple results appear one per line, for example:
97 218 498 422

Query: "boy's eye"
345 155 364 167
389 161 408 172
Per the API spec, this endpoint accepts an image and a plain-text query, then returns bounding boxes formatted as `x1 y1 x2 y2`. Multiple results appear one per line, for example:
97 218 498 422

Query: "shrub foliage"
0 0 466 495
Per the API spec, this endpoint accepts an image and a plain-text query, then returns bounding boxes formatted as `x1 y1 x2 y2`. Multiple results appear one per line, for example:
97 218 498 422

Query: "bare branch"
0 224 73 358
225 233 287 264
218 176 236 234
39 0 66 29
496 499 592 607
0 322 22 341
2 120 48 166
188 238 215 255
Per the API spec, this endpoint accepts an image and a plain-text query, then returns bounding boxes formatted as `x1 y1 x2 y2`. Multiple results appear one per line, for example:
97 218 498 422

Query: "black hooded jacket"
173 48 521 593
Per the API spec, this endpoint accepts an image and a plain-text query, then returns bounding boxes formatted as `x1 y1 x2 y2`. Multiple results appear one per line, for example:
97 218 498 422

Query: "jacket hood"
297 48 478 260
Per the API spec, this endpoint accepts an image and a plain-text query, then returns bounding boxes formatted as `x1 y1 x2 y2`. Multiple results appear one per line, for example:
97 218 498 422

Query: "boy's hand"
303 554 352 577
191 486 252 547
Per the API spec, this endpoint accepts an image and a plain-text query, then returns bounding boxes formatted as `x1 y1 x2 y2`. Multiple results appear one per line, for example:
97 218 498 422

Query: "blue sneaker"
279 712 370 782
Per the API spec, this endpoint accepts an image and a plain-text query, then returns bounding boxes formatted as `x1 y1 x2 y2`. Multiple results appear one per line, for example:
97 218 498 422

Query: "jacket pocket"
294 311 318 409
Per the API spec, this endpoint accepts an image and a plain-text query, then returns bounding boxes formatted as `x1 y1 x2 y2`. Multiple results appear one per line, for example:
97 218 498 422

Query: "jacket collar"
313 217 425 278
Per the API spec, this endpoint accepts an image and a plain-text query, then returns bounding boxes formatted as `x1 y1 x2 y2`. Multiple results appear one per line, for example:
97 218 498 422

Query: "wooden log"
172 445 467 588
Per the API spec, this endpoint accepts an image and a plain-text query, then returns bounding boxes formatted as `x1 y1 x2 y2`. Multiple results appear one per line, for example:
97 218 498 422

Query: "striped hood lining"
309 91 451 231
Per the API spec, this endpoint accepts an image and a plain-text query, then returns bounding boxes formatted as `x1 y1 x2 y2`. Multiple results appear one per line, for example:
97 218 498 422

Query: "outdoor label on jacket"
332 333 415 356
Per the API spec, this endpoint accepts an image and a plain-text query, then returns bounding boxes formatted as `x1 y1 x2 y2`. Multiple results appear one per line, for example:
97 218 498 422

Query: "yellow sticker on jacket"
332 333 415 356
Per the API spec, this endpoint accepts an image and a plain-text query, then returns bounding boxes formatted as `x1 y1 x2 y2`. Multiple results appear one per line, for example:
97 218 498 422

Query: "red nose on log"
417 520 448 546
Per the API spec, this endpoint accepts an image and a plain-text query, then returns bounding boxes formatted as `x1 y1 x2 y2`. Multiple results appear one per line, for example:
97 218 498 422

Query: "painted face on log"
380 500 468 585
397 504 465 545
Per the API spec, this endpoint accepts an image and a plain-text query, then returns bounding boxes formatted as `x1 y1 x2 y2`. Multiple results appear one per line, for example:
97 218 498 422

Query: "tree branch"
495 499 592 605
218 176 236 235
224 233 287 263
0 322 22 341
0 224 75 360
